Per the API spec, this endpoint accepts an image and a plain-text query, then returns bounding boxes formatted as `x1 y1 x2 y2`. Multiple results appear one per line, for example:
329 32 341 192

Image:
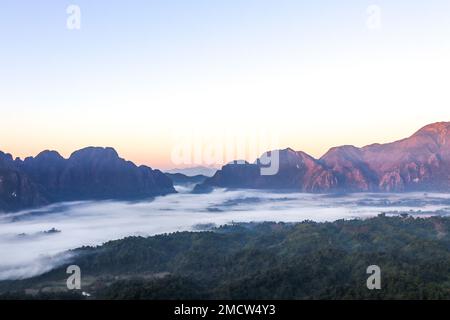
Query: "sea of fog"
2 186 450 280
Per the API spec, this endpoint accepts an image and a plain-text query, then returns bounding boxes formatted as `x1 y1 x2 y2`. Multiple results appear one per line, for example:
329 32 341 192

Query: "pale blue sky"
1 1 450 168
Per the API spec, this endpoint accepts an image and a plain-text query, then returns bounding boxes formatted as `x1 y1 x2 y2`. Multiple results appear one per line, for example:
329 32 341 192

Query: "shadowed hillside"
0 147 175 212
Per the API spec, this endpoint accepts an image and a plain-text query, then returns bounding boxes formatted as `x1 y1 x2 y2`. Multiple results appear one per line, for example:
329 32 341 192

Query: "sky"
1 0 450 169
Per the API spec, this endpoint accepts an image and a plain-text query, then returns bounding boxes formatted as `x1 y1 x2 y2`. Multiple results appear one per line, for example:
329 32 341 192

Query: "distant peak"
321 145 360 158
330 145 359 151
226 160 250 165
35 150 64 160
69 147 119 160
259 147 298 157
413 122 450 136
0 151 13 162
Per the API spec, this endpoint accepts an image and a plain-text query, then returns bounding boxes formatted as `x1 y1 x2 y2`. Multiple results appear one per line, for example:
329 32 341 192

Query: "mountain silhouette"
0 147 175 212
3 122 450 212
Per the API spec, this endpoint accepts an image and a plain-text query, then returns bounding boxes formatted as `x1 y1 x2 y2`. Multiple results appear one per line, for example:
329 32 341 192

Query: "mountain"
165 173 208 185
321 122 450 192
0 147 176 212
165 166 217 177
196 122 450 193
0 152 48 212
194 149 337 193
2 122 450 212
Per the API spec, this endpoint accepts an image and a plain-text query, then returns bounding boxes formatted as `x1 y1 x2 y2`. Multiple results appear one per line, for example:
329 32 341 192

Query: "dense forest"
2 215 450 299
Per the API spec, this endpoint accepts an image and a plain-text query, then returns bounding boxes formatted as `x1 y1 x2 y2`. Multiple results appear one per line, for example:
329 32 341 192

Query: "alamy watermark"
66 265 81 290
66 5 81 30
170 128 280 176
366 5 382 30
366 265 381 290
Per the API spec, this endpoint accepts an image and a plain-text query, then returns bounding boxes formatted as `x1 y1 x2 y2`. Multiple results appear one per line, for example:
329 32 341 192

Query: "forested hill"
2 215 450 299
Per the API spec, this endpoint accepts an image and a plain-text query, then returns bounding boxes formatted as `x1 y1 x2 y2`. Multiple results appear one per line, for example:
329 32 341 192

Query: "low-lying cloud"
1 188 450 280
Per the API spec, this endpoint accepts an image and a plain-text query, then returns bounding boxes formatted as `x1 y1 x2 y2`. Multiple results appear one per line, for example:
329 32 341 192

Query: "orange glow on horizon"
1 119 441 170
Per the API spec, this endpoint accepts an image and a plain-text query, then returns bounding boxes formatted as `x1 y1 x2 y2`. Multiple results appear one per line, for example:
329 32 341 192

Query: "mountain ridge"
0 147 176 212
196 121 450 193
2 122 450 212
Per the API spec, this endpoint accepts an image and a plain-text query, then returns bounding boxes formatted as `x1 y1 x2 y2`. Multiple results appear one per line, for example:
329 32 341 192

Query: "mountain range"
195 122 450 193
164 173 208 185
165 166 217 177
2 122 450 213
0 147 175 212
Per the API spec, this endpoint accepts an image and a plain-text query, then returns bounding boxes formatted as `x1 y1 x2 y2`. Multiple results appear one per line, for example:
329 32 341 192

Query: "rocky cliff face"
0 152 48 212
322 122 450 192
196 148 339 192
0 147 176 212
197 122 450 193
